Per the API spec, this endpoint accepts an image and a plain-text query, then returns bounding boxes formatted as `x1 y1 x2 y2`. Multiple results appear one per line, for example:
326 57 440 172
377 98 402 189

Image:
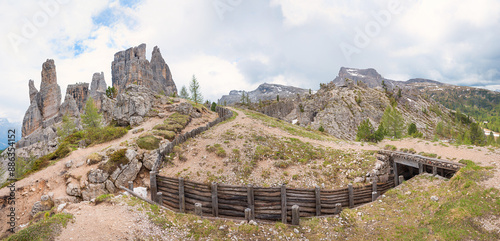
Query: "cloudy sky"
1 0 499 124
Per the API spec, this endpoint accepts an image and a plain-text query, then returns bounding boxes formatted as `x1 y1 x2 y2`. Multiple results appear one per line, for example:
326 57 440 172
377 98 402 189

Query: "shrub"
318 126 325 132
136 135 160 150
87 153 103 165
99 149 128 174
384 145 397 151
154 130 176 141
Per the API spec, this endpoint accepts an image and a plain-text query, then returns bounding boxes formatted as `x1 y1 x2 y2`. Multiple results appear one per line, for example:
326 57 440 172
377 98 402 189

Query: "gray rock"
142 150 158 170
111 44 177 95
21 59 62 138
90 72 107 97
65 160 73 168
431 196 439 202
114 158 142 189
81 183 108 201
105 179 116 193
112 85 154 126
57 203 67 212
220 83 308 106
88 169 109 184
59 94 80 118
66 183 81 197
125 149 137 162
65 83 89 112
176 102 200 118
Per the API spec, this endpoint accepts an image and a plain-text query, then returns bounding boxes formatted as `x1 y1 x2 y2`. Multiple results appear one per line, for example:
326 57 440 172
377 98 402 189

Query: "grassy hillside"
425 86 500 132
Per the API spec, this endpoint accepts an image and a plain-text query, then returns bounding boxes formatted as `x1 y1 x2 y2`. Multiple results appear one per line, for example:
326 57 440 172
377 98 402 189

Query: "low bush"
154 130 176 141
137 135 160 150
99 149 128 174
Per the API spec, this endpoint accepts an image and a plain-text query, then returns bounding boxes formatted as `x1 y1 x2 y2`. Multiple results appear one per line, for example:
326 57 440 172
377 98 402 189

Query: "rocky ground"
1 106 499 240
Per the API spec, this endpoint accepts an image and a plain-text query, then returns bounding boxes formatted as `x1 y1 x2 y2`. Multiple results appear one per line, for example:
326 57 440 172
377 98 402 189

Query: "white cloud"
0 0 499 123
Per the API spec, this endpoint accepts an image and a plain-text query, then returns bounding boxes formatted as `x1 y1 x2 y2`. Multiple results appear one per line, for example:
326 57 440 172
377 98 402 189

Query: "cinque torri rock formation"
18 44 177 155
112 44 177 96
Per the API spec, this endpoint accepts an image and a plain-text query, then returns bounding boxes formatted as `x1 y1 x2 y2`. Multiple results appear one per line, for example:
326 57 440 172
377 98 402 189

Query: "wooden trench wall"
152 175 395 223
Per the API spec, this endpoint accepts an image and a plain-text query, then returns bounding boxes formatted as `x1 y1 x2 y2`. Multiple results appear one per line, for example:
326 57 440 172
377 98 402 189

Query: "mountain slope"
219 83 309 105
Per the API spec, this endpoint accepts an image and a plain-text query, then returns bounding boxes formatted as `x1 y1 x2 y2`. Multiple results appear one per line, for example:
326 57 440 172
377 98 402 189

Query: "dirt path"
0 117 164 235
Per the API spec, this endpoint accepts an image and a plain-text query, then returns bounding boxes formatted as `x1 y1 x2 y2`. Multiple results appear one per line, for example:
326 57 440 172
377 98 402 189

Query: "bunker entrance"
393 161 458 184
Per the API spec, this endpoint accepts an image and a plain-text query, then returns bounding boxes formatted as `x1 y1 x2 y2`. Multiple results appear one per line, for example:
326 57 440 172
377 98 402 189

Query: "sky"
1 0 499 124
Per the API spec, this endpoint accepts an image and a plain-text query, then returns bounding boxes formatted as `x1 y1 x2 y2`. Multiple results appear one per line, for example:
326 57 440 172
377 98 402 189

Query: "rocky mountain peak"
90 72 107 96
28 79 38 104
112 44 177 96
66 83 89 112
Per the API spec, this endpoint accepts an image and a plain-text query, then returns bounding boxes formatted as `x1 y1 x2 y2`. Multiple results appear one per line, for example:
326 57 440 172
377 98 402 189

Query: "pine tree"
82 97 102 130
408 123 417 136
356 119 375 142
381 105 405 138
240 91 246 105
487 131 495 145
277 94 280 102
179 85 189 99
189 75 203 104
57 114 76 139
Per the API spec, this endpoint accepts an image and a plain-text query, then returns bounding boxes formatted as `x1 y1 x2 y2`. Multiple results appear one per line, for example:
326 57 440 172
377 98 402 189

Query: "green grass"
240 108 335 141
98 149 128 174
4 212 73 241
153 112 190 133
136 135 160 150
153 130 176 141
95 194 114 204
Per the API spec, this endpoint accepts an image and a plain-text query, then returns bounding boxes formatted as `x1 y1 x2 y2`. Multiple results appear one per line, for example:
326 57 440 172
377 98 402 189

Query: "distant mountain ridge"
331 67 446 90
0 118 21 150
219 83 309 105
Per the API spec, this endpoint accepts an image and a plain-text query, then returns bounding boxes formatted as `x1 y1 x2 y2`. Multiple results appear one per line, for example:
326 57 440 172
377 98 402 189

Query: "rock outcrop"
59 94 80 118
90 72 107 97
22 59 62 137
89 72 108 110
103 84 154 126
111 44 177 96
219 83 309 105
66 83 89 112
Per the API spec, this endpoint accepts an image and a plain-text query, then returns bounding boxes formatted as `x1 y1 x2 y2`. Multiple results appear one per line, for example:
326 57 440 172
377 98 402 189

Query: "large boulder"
66 183 81 197
142 150 158 170
112 85 154 126
30 194 54 217
114 150 142 188
88 169 109 184
81 183 107 201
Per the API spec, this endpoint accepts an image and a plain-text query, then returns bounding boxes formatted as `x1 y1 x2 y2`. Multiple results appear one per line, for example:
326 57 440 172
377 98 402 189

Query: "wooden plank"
179 177 185 213
281 184 287 224
348 183 354 208
315 185 321 216
150 171 157 202
247 184 255 220
212 182 218 217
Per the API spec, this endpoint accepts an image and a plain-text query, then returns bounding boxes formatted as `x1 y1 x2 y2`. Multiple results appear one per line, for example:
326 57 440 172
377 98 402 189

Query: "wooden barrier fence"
152 175 395 223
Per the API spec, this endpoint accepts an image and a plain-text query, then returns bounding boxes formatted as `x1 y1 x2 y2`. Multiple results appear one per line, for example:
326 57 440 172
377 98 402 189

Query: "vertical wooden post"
157 192 163 205
348 183 354 208
432 166 437 176
292 205 300 225
440 168 444 177
419 163 423 174
335 203 342 214
399 175 404 185
315 185 321 216
179 177 185 213
245 208 252 222
211 182 218 217
195 203 202 217
281 184 287 224
150 171 157 202
393 162 399 186
128 181 134 191
372 191 378 201
247 184 255 220
372 176 377 194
